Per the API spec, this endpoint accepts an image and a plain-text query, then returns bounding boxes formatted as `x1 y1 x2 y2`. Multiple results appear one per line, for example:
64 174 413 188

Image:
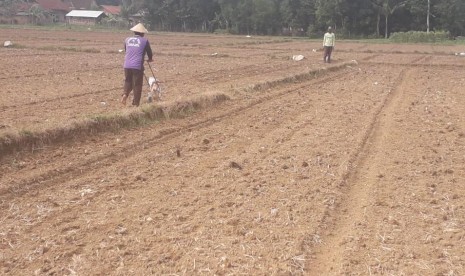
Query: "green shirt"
323 32 335 47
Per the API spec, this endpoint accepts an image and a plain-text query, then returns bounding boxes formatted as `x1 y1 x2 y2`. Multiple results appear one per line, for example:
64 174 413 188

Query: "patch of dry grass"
245 61 357 93
0 92 230 158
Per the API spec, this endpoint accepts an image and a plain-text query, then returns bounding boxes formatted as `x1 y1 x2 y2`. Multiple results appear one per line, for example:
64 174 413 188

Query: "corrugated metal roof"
66 10 104 18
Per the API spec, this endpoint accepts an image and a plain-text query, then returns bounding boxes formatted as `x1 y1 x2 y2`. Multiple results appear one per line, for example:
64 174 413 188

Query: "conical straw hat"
130 23 148 34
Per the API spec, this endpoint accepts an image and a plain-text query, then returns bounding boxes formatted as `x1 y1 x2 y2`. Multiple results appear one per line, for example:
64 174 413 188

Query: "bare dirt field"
1 27 465 275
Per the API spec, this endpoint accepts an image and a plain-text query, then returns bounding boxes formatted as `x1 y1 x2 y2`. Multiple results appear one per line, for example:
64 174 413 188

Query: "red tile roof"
17 2 35 11
101 5 120 15
70 0 95 10
35 0 73 12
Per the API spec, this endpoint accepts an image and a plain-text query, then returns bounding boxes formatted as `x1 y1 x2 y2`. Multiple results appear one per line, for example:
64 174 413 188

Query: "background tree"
370 0 407 38
3 0 465 37
235 0 255 34
121 0 144 21
315 0 346 32
28 3 46 25
136 0 463 36
279 0 316 35
343 0 376 37
435 0 465 36
214 0 241 33
185 0 219 32
0 0 24 24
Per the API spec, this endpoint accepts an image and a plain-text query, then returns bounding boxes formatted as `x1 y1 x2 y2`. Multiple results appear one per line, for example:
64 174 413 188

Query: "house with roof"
99 5 125 28
1 0 110 25
26 0 97 23
34 0 73 22
0 1 40 24
69 0 97 10
66 10 105 25
38 0 97 22
100 5 120 17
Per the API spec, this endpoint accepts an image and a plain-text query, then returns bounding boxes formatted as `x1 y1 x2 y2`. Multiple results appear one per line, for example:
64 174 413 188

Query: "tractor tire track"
308 68 409 274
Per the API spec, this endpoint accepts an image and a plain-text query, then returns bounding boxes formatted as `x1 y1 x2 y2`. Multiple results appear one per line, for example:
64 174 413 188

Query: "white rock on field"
292 55 304 61
4 41 13 47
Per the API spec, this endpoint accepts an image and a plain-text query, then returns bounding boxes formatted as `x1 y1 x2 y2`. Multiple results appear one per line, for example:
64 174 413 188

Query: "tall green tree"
252 0 280 35
405 0 436 32
185 0 219 31
236 0 255 34
28 3 47 25
280 0 316 34
370 0 407 38
435 0 465 36
315 0 347 31
215 0 241 32
341 0 376 37
121 0 144 20
136 0 465 37
0 0 24 23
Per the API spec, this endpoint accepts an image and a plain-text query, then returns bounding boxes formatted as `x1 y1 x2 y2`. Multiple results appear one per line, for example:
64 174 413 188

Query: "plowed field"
1 28 465 275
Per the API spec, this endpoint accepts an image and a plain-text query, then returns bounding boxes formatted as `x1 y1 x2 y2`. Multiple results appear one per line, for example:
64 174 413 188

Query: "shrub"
390 31 451 43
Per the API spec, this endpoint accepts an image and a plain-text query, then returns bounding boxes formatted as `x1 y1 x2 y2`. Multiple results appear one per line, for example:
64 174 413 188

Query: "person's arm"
145 40 153 62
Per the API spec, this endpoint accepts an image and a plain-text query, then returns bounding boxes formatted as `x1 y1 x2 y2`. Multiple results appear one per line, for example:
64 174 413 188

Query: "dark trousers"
323 46 333 63
123 68 144 106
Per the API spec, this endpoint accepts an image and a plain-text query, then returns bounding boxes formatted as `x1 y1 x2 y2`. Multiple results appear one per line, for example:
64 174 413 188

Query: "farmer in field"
121 23 153 106
323 26 335 63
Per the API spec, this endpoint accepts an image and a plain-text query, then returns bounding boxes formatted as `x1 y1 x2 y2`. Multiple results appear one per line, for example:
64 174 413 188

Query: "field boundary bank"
307 68 408 274
0 62 355 160
0 93 229 159
243 60 357 93
364 61 465 69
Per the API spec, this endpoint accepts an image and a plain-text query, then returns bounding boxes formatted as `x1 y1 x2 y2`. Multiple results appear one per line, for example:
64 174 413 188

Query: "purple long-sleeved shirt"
123 35 153 70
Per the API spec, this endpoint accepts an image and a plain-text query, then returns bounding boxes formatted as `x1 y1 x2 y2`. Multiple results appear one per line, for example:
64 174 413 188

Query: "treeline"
3 0 463 37
121 0 465 38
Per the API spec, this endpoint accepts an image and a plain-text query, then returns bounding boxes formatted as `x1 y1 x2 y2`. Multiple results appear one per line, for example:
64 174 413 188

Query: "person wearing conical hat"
121 23 153 106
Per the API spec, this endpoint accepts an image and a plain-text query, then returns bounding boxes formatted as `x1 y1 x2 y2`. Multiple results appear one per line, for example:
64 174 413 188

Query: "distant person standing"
323 26 335 63
121 23 153 106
